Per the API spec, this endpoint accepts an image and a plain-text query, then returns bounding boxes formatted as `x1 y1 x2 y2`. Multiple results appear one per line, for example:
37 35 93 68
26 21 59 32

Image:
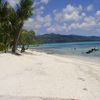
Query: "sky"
7 0 100 36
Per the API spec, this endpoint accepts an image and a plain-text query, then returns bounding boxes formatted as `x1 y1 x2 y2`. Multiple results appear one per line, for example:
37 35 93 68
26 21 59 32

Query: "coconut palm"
0 0 34 53
11 0 33 53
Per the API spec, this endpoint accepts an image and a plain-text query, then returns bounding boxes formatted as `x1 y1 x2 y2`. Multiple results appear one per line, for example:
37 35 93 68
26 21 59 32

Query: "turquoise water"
31 41 100 58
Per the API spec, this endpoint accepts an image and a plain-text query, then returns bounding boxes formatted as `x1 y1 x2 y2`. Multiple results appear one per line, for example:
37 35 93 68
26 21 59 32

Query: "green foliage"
0 1 9 22
0 0 10 52
17 0 33 20
32 38 44 45
0 0 35 53
19 30 36 52
0 31 3 42
19 30 35 45
19 29 43 52
0 43 6 51
19 30 44 45
11 0 34 53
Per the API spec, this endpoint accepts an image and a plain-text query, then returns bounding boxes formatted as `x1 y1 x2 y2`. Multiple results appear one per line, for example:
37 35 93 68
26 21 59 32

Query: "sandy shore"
0 50 100 100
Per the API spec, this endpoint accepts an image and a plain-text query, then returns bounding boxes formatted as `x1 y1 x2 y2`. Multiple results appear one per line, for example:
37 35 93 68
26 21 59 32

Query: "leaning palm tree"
11 0 33 53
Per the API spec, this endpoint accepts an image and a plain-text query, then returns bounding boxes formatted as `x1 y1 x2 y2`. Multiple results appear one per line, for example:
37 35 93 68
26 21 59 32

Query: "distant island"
36 33 100 43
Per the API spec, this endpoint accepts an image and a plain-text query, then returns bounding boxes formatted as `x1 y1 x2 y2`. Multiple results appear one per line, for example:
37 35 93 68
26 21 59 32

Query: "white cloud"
96 11 100 16
98 23 100 28
68 16 97 31
87 4 93 12
40 0 49 4
24 17 41 32
23 0 52 34
54 4 83 23
34 0 50 16
63 4 75 13
47 14 98 33
47 26 56 33
54 12 62 22
81 12 86 17
64 11 80 21
23 4 100 34
24 14 52 33
44 15 52 27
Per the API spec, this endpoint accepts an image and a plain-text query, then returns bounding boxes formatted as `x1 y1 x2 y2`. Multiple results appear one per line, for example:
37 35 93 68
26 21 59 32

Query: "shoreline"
0 50 100 100
31 49 100 64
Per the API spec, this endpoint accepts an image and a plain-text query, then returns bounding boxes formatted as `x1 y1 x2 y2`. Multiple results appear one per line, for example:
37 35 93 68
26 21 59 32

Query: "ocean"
31 41 100 59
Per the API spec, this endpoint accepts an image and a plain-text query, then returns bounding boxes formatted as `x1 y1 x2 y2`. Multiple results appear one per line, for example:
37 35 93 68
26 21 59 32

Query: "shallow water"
31 41 100 60
31 41 100 54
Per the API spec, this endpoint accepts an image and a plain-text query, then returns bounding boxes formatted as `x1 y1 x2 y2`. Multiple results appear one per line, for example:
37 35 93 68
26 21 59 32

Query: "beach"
0 50 100 100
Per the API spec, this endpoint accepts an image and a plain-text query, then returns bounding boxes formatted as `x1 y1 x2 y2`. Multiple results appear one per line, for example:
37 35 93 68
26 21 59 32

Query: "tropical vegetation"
0 0 36 54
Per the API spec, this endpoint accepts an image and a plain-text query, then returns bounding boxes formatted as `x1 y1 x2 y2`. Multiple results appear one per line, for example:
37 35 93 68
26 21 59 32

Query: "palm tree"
0 0 33 53
11 0 33 53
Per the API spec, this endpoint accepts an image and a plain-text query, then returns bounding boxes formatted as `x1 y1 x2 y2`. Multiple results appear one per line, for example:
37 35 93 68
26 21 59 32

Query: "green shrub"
0 43 6 51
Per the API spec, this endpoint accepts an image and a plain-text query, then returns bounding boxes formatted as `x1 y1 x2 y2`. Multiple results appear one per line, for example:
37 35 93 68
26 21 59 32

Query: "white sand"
0 50 100 100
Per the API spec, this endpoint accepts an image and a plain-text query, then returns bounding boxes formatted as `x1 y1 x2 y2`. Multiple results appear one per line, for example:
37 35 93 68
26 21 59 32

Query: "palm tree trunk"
12 32 20 53
12 39 16 53
12 22 23 54
12 31 21 53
